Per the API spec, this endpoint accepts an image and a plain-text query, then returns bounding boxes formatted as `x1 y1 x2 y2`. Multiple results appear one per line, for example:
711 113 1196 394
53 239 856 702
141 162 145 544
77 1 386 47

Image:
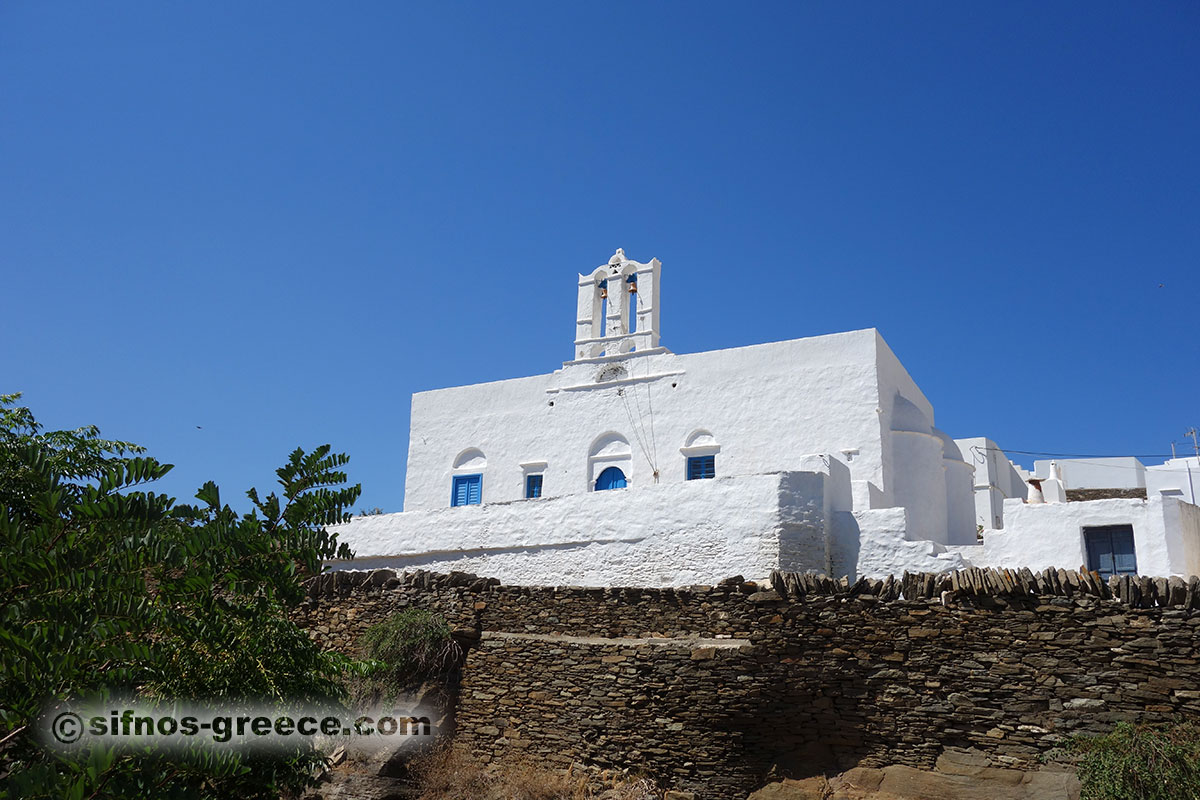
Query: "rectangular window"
1084 525 1137 578
451 474 482 507
525 474 544 499
687 455 716 480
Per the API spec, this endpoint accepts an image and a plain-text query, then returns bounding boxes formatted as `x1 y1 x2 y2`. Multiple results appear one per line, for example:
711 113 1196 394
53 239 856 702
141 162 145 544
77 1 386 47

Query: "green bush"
0 394 362 799
360 609 462 697
1055 721 1200 800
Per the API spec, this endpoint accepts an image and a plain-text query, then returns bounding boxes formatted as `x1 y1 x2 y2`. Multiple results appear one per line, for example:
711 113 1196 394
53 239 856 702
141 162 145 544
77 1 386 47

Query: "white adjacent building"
958 454 1200 578
331 250 1200 585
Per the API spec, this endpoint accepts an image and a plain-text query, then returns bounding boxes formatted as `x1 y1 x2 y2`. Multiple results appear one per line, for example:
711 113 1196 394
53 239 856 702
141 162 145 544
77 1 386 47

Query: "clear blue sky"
2 2 1197 512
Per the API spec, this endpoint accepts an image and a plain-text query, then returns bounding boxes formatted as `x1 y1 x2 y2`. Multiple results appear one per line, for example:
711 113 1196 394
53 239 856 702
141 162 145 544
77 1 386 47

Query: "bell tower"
573 248 661 360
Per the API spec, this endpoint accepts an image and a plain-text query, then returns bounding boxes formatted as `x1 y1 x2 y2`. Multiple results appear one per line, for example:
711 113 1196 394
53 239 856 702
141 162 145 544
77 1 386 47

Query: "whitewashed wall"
401 326 975 549
1176 500 1200 574
1147 457 1200 503
832 507 970 580
954 436 1027 530
403 329 890 510
332 471 832 586
1033 457 1146 490
334 458 976 586
941 434 979 546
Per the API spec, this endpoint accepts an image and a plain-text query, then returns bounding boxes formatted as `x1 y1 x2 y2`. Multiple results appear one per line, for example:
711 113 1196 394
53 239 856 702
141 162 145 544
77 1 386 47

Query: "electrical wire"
617 386 656 473
632 286 660 478
969 445 1194 470
991 448 1184 460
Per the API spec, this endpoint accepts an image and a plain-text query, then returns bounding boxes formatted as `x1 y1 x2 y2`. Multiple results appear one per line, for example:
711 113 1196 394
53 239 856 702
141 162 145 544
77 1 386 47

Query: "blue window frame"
687 455 716 480
451 474 482 507
595 466 627 491
1084 525 1137 578
525 474 544 499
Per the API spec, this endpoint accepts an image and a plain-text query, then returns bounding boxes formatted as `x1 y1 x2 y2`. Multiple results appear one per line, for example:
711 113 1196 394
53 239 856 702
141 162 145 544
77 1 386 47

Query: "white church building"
332 250 1200 585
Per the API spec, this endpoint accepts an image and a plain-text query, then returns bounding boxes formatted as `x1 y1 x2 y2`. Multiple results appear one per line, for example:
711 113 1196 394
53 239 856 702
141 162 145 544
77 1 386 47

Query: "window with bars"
451 474 482 507
525 474 543 499
686 455 716 480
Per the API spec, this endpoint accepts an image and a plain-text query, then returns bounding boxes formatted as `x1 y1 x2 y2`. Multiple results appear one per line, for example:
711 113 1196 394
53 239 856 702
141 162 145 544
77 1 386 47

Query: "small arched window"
681 429 720 480
451 448 486 507
595 466 627 491
588 432 632 492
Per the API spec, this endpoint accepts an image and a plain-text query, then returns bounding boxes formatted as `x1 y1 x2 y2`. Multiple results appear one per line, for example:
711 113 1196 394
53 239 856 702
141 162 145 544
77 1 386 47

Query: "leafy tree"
0 393 360 799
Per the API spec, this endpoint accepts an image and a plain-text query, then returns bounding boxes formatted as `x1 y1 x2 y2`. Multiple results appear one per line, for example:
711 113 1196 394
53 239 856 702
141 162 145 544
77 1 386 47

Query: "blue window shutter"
1112 528 1137 575
1085 526 1137 577
687 455 715 480
595 466 627 491
1086 532 1114 577
452 475 482 507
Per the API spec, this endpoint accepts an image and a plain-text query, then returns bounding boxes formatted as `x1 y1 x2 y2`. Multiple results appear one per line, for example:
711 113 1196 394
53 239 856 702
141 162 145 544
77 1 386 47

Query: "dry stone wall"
1066 487 1148 502
293 567 1200 800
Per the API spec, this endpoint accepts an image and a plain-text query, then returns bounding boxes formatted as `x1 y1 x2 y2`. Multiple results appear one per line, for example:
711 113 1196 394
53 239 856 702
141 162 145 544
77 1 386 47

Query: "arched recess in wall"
590 269 608 345
452 448 487 472
587 432 632 491
680 429 721 480
890 394 932 435
450 448 487 507
587 260 638 357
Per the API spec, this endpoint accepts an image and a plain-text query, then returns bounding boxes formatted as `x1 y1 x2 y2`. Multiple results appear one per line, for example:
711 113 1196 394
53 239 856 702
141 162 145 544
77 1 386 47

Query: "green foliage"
1053 721 1200 800
0 394 362 799
359 610 462 698
0 393 146 525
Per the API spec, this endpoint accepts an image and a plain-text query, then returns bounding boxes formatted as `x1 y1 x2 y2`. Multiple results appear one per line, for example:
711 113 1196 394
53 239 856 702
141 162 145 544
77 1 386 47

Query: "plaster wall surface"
332 471 832 586
1034 457 1146 489
889 430 948 542
1177 500 1200 576
400 325 976 562
1146 457 1200 503
944 457 978 544
832 507 969 579
954 496 1200 577
955 436 1028 530
403 328 896 513
337 440 977 585
872 335 935 513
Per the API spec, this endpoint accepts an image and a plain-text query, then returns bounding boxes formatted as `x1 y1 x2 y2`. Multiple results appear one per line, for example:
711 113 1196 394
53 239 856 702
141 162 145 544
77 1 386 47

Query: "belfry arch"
574 248 661 359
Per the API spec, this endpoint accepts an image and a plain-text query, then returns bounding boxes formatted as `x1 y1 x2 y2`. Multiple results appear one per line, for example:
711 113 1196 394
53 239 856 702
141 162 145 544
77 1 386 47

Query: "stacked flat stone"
293 567 1200 800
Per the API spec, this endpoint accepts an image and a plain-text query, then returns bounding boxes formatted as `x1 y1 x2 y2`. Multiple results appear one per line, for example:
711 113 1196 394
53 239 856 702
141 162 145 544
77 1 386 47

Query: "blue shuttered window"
687 455 716 480
595 466 627 491
525 474 543 499
1084 525 1137 578
451 474 482 507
